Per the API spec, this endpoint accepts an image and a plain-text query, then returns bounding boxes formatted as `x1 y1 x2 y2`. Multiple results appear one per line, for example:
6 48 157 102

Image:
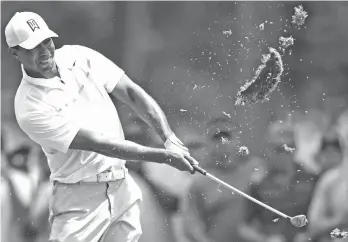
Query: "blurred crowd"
2 2 348 242
2 108 348 242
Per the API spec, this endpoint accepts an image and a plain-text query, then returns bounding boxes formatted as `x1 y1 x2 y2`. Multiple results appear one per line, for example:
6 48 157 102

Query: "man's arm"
76 46 190 154
308 217 346 240
69 127 195 173
74 45 173 142
111 74 174 142
306 174 331 239
70 127 167 163
18 110 195 173
306 169 347 239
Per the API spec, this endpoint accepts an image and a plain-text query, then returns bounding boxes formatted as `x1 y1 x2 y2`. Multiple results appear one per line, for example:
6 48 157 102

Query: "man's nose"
37 42 49 52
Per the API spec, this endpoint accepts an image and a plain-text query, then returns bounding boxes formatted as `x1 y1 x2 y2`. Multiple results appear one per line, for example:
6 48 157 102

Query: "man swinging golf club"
6 11 198 242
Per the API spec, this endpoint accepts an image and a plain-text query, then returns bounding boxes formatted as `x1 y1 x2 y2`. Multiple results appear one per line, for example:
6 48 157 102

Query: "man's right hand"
164 150 197 174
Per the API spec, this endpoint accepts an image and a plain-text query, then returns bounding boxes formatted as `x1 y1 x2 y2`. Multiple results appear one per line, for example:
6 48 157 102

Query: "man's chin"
40 67 56 78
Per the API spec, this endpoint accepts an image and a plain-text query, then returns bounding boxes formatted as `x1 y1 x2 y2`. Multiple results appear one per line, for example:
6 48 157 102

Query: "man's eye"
212 131 232 141
42 38 52 45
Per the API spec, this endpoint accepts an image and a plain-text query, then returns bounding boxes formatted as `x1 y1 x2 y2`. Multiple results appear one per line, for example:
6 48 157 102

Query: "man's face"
10 38 56 78
317 141 342 172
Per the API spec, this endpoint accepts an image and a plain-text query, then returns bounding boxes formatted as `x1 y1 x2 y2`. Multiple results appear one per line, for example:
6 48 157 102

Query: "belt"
81 167 128 183
53 167 128 185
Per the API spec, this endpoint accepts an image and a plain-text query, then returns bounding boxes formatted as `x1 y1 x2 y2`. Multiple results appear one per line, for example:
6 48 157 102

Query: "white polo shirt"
15 45 126 183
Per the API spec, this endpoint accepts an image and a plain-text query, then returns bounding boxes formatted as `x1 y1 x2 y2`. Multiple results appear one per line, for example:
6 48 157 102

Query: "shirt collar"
22 46 76 89
22 65 63 89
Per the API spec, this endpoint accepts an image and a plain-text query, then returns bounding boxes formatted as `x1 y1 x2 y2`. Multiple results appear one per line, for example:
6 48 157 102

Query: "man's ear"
8 47 19 60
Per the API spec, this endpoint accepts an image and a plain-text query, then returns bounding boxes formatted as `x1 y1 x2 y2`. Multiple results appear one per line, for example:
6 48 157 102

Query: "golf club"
193 165 308 227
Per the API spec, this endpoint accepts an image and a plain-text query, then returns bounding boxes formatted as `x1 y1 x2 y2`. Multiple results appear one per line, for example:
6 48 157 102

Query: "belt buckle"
98 172 109 183
114 169 122 179
95 167 126 183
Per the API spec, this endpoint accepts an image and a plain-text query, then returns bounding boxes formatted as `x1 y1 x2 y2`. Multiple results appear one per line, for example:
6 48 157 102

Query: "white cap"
5 12 58 49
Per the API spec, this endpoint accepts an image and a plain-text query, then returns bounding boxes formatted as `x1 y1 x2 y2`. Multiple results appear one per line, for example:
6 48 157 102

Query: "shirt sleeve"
75 45 125 93
18 110 80 154
307 170 335 221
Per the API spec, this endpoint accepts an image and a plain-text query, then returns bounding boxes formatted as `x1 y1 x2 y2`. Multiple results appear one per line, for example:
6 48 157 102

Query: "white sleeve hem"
59 125 81 154
105 70 125 93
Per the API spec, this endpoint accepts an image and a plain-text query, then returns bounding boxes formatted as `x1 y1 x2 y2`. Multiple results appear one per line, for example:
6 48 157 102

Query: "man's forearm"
93 138 168 163
129 88 174 142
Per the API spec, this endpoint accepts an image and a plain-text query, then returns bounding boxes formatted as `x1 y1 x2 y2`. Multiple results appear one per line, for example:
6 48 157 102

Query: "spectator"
296 110 348 242
1 132 12 242
181 116 267 242
243 121 319 242
6 145 39 242
26 149 52 242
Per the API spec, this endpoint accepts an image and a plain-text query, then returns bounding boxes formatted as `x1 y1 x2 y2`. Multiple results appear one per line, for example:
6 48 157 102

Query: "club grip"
193 165 207 175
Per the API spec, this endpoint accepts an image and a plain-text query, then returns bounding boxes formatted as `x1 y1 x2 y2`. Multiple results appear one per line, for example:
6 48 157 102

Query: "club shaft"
204 172 290 219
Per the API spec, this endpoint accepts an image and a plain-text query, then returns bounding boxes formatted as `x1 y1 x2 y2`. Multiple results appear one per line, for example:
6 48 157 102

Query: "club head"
290 215 308 227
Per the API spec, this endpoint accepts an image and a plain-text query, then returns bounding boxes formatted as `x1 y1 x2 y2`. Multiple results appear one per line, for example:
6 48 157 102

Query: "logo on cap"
27 19 40 32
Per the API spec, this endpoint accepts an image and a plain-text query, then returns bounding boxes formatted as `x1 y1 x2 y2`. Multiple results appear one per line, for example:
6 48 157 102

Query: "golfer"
5 11 198 242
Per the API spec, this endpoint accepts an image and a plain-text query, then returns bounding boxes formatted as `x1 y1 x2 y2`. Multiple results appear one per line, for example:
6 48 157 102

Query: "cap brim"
19 29 58 50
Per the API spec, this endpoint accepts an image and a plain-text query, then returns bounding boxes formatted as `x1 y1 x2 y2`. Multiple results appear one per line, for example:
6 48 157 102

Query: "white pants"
49 172 142 242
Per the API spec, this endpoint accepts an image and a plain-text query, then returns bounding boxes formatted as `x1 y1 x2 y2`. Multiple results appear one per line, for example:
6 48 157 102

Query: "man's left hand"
165 134 188 153
164 135 199 167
